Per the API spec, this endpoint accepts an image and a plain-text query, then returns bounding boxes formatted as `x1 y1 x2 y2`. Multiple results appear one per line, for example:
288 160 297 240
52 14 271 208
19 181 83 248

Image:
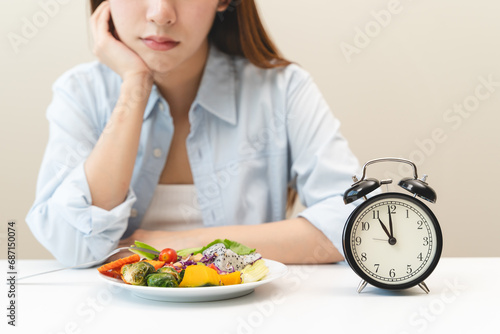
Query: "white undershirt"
140 184 204 231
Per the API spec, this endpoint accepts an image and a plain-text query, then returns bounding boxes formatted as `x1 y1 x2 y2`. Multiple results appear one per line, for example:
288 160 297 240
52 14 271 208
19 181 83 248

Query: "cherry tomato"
158 248 178 263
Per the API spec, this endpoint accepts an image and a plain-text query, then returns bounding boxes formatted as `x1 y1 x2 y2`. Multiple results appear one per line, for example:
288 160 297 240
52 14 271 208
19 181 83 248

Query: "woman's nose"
146 0 176 26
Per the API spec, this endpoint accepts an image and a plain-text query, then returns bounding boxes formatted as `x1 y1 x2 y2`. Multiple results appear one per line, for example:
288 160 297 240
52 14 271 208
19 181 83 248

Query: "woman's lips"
142 37 179 51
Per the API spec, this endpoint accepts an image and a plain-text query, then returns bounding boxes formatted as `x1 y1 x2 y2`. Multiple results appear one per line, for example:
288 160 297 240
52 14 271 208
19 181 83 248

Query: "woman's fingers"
89 0 152 80
90 1 108 36
96 2 112 38
91 2 113 53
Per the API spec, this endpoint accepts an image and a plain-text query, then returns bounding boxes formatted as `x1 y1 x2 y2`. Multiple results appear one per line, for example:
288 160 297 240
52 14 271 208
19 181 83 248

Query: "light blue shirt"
26 44 361 266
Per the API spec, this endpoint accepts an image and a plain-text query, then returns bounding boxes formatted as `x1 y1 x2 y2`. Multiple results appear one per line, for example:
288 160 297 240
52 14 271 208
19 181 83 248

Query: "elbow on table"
25 205 120 267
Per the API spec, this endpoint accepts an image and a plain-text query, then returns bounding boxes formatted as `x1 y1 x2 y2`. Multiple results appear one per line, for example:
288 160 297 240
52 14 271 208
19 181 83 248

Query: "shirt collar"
143 86 160 121
195 44 237 125
143 43 237 125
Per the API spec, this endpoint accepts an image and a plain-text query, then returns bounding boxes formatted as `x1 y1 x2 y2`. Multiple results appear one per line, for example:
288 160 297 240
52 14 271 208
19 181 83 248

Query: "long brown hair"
89 0 297 211
209 0 290 68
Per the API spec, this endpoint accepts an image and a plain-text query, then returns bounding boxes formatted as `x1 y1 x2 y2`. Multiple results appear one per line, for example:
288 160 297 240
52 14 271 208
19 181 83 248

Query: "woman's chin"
136 53 175 76
148 62 177 77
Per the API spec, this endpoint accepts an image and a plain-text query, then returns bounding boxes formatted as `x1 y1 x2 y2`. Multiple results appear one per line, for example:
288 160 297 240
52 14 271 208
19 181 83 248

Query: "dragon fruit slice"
213 249 262 272
202 243 227 259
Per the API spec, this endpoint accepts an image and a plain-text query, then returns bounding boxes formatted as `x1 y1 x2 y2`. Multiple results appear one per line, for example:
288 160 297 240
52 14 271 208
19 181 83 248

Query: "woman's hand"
114 217 343 264
90 1 151 81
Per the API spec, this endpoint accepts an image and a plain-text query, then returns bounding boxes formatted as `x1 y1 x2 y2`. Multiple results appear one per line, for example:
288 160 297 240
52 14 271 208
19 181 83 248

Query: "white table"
2 258 498 334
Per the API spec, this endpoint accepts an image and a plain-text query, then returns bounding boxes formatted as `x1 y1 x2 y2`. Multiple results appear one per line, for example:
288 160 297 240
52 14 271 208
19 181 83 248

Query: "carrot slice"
97 254 140 273
143 260 165 270
100 268 122 279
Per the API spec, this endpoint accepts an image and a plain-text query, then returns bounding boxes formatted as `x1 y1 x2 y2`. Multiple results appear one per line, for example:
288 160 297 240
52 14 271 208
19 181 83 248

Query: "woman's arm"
26 2 155 266
25 69 144 266
85 1 153 210
84 74 151 210
119 217 344 264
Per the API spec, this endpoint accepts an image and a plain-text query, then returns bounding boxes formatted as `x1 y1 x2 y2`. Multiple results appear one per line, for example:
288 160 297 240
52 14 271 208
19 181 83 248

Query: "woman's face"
109 0 229 74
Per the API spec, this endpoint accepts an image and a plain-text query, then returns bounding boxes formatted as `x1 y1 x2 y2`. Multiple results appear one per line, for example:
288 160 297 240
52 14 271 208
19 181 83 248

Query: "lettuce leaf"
218 239 256 255
176 247 203 258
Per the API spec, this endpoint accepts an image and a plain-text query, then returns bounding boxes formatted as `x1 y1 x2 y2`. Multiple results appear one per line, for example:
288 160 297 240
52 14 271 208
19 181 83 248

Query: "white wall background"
1 0 499 259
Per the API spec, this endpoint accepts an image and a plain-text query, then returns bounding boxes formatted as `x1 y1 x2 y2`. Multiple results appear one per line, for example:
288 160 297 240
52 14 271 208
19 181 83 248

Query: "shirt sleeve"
25 70 136 266
285 65 361 258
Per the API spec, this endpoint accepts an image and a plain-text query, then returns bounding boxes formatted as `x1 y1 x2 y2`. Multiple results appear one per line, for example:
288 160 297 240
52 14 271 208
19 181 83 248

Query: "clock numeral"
406 209 409 218
389 205 396 214
407 265 413 274
423 237 429 246
417 252 423 261
355 237 362 246
374 264 380 273
372 210 380 220
417 220 423 230
361 222 370 231
361 253 367 262
389 268 396 278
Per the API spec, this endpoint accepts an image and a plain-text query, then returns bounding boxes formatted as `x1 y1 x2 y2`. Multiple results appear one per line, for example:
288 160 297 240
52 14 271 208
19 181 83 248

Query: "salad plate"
98 259 287 302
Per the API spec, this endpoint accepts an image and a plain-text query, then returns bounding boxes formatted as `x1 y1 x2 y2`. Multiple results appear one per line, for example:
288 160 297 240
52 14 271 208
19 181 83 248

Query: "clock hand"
388 206 394 238
377 218 397 245
378 218 391 239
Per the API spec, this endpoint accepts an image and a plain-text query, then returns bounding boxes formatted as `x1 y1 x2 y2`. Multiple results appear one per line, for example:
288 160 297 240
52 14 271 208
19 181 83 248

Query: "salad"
97 239 269 288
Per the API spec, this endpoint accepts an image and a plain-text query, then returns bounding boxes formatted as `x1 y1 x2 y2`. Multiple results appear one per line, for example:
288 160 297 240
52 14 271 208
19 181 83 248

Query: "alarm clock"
342 157 443 293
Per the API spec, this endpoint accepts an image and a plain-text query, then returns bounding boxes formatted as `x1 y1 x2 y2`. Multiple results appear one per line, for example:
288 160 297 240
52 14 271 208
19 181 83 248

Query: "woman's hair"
89 0 290 69
209 0 290 68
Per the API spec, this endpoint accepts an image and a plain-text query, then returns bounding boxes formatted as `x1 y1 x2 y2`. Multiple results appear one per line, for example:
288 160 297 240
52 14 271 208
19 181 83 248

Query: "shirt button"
130 208 138 218
158 103 164 111
153 148 162 158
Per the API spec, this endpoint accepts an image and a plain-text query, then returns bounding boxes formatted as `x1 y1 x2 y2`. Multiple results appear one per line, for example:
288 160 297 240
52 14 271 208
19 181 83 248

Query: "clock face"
343 193 442 289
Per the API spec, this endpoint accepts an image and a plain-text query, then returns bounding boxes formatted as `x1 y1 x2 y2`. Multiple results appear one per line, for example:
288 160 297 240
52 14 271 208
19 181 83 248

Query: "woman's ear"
216 0 232 12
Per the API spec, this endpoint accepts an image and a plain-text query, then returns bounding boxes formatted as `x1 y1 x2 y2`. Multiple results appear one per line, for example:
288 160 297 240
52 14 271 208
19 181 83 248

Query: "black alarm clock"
342 157 443 293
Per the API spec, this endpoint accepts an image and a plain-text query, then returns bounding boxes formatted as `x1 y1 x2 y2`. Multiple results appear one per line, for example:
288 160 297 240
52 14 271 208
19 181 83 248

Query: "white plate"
98 259 287 302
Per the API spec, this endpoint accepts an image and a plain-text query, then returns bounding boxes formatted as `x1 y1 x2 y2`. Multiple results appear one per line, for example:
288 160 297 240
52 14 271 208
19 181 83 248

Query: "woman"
26 0 360 266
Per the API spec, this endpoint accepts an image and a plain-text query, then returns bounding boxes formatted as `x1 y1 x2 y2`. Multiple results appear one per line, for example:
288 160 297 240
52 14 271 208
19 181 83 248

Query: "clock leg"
418 281 430 294
357 280 368 293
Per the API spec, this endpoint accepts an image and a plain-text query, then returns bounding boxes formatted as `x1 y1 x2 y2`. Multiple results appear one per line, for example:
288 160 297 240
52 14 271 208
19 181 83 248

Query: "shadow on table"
108 281 282 309
328 285 429 297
